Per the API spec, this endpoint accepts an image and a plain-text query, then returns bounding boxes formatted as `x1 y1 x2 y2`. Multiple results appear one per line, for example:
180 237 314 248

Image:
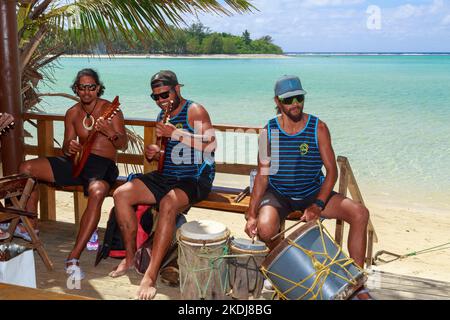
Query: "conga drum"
228 238 269 300
177 220 230 300
261 220 367 300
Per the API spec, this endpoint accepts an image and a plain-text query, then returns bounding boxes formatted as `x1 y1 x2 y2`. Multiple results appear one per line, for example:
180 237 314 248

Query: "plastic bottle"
86 228 99 251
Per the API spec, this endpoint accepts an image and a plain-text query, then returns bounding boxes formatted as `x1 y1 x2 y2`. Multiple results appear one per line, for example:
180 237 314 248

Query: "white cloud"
429 0 445 14
442 14 450 25
185 0 450 51
392 4 424 19
300 0 364 7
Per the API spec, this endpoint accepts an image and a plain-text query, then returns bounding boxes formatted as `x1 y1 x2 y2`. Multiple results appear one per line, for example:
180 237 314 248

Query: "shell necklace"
81 99 99 131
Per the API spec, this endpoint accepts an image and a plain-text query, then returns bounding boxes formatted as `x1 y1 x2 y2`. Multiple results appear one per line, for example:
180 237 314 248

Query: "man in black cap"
245 75 372 299
111 70 216 300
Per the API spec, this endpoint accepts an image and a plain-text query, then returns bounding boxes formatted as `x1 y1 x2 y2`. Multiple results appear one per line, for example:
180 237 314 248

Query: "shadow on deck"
6 220 450 300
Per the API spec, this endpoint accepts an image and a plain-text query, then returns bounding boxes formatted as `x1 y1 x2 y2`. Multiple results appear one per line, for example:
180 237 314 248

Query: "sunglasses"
151 89 174 101
77 83 98 91
279 95 305 105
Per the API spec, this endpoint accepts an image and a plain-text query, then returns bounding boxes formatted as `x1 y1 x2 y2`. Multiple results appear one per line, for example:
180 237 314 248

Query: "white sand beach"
60 54 290 59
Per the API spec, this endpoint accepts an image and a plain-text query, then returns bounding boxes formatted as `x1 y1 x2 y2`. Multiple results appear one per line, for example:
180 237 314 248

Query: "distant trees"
62 23 283 55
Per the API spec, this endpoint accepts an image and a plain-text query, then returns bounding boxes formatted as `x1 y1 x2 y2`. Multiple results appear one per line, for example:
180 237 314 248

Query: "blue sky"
189 0 450 52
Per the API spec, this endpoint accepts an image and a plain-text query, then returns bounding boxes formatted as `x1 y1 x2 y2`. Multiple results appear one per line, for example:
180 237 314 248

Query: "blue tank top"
157 100 215 182
268 114 324 200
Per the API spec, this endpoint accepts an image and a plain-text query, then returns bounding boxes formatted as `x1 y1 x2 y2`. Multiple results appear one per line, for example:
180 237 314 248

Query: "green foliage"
60 23 283 55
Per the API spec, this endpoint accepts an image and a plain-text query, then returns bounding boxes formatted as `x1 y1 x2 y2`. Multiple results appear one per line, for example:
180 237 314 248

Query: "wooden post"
74 191 88 226
335 157 348 245
366 230 374 267
37 119 56 221
340 156 378 268
144 126 157 172
0 0 25 175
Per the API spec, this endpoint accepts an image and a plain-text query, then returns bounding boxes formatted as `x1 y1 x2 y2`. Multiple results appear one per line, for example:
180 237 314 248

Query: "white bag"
0 245 36 288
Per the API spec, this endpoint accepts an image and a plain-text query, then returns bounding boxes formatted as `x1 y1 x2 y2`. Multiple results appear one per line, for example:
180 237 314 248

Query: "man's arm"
61 108 78 156
245 128 270 238
158 103 216 152
315 120 338 203
106 109 128 151
246 128 270 220
301 120 338 222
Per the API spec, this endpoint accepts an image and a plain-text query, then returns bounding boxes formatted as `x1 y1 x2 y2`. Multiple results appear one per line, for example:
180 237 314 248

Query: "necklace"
81 99 98 131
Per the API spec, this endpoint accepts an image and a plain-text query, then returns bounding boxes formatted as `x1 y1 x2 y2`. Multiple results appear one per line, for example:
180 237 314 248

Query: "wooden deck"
2 220 449 300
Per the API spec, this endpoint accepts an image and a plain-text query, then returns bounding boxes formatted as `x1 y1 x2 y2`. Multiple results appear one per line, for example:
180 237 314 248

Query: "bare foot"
109 258 133 278
137 278 157 300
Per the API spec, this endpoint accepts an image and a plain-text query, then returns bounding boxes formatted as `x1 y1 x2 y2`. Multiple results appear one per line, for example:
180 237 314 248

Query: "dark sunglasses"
279 95 305 105
151 89 174 101
77 83 97 91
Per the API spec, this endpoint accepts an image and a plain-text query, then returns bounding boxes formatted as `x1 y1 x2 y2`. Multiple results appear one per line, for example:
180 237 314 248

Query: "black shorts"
47 154 119 196
136 171 212 205
259 187 338 220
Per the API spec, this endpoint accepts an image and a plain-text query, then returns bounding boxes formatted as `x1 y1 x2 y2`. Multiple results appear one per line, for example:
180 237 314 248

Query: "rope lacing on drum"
260 221 366 300
178 240 229 299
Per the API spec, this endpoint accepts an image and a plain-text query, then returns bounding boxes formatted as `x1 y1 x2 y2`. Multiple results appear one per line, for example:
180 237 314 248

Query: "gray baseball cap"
151 70 184 87
274 75 307 98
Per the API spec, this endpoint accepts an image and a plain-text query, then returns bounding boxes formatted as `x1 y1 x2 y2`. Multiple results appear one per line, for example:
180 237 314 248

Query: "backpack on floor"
95 204 154 266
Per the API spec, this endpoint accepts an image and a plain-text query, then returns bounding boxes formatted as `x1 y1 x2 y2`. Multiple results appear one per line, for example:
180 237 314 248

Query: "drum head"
231 238 268 252
179 220 228 242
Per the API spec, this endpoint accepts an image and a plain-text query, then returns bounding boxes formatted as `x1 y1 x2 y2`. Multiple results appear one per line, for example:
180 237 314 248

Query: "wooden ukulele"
71 96 121 178
157 100 173 173
0 113 14 135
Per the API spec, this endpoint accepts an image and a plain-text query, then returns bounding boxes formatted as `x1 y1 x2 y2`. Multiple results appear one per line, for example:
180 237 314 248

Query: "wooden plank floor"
3 220 450 300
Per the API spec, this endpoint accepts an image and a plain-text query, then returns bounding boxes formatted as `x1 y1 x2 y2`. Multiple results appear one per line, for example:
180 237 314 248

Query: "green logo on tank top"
299 143 309 155
175 123 183 129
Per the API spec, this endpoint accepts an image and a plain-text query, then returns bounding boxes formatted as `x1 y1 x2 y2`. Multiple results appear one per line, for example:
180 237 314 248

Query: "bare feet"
137 278 157 300
109 258 133 278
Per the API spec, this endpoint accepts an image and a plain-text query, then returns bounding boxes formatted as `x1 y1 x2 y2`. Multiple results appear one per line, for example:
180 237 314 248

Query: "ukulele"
0 113 14 135
71 96 121 178
157 100 173 173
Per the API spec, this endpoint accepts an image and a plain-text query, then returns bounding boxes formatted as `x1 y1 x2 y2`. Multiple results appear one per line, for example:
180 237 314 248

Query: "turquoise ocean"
33 56 450 212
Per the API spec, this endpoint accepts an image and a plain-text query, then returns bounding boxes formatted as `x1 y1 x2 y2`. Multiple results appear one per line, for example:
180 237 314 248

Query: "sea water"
31 55 450 212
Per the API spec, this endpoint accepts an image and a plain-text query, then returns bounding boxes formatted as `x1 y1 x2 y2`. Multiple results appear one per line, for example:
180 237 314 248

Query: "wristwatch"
314 199 325 210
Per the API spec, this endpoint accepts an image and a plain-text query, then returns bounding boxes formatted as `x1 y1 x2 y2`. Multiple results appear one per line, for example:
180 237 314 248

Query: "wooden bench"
23 112 377 267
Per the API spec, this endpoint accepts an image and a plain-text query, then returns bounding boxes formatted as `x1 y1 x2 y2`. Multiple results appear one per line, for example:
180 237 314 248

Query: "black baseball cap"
150 70 183 88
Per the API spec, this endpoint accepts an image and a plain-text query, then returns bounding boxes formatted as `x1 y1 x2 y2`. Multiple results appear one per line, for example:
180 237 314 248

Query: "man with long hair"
245 75 372 300
19 68 128 281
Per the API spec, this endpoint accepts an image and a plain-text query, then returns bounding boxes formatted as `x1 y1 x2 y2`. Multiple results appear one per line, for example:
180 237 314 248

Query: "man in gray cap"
245 75 372 299
111 70 216 300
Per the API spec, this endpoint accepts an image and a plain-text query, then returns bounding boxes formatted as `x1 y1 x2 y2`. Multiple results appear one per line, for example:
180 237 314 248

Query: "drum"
177 220 230 300
261 220 367 300
228 237 269 300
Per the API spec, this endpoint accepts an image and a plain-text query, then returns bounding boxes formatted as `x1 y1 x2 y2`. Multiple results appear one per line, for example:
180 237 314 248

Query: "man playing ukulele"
19 68 127 281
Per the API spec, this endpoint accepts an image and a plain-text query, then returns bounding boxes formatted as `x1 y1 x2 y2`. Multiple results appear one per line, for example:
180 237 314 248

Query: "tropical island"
62 23 283 55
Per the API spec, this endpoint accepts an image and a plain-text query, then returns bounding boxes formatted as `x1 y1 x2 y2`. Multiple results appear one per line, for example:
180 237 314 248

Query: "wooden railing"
23 112 260 221
336 156 378 266
23 112 377 267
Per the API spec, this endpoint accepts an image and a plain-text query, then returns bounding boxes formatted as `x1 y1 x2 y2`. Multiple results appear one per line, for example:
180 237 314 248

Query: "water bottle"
86 228 99 251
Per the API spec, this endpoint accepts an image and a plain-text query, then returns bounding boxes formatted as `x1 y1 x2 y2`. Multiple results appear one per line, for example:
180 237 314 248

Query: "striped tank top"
157 100 215 182
268 114 324 200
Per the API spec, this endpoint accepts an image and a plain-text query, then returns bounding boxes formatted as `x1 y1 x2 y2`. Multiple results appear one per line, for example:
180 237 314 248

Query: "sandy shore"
48 172 450 284
60 54 289 59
